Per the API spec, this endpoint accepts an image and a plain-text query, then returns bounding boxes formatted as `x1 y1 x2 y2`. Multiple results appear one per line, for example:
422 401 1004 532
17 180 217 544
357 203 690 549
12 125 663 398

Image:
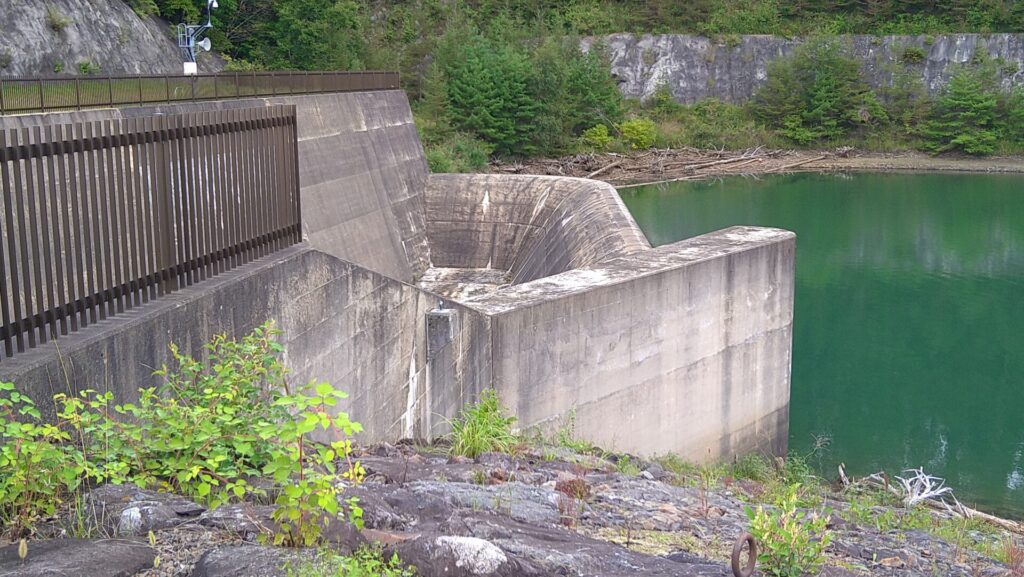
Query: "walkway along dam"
0 73 795 462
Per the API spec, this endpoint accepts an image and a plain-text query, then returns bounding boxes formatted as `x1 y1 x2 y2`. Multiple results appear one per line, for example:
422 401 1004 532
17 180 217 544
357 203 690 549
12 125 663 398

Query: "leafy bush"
619 118 657 149
900 45 927 64
449 390 517 458
753 38 887 145
423 133 492 173
286 547 416 577
0 384 82 537
922 66 1000 154
1 323 364 546
580 124 614 150
746 484 833 577
77 60 101 75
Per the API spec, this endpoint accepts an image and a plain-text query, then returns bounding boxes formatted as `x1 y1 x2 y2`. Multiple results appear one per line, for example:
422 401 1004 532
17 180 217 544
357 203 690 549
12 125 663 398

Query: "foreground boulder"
86 484 206 536
0 538 156 577
191 545 313 577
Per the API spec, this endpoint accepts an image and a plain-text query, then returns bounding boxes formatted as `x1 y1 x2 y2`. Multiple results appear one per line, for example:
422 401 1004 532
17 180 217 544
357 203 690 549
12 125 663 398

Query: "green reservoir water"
620 172 1024 518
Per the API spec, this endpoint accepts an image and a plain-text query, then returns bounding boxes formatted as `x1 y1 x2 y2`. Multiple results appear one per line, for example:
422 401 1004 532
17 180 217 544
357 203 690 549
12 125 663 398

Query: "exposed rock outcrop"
0 0 222 76
585 33 1024 103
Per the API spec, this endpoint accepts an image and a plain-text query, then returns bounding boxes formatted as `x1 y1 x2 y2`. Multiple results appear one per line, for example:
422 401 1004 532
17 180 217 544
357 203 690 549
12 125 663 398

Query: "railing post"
236 72 240 97
0 78 5 115
139 76 144 106
271 71 276 95
190 75 196 101
74 77 81 110
108 76 113 106
166 75 170 103
39 78 44 112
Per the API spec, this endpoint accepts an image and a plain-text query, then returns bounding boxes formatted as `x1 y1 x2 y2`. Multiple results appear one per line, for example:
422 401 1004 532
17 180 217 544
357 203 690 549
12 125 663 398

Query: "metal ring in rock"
731 532 757 577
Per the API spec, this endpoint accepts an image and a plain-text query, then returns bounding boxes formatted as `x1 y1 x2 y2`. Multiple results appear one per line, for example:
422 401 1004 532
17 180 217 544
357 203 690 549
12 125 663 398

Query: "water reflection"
620 172 1024 518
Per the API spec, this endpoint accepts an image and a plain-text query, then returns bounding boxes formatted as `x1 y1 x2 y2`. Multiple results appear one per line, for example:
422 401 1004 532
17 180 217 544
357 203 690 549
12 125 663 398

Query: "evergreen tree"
922 67 999 154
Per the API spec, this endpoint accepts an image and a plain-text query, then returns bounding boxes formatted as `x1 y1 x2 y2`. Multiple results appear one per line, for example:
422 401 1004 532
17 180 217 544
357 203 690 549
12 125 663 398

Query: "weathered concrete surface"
426 174 649 284
0 0 222 76
0 90 431 283
0 246 489 443
1 91 795 462
460 226 795 461
587 33 1024 103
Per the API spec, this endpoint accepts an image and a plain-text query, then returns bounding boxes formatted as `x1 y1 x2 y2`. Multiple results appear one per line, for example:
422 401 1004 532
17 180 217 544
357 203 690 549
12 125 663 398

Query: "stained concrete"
1 91 796 461
589 33 1024 103
426 174 649 283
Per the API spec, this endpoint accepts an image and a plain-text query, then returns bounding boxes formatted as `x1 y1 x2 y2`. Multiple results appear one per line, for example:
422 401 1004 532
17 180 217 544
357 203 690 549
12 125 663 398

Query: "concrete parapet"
459 226 795 461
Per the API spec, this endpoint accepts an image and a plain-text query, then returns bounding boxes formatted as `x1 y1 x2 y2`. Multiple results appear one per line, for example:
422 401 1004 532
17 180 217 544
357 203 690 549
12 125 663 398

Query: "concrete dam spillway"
0 89 795 463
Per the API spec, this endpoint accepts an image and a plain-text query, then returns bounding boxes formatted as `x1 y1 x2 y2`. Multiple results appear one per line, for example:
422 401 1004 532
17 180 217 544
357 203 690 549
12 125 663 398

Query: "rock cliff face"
0 0 222 76
584 33 1024 103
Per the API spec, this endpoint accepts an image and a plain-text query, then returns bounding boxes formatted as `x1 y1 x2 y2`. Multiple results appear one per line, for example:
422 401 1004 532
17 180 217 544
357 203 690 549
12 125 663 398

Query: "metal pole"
74 77 81 110
108 76 113 106
139 76 144 106
0 78 6 115
39 78 44 112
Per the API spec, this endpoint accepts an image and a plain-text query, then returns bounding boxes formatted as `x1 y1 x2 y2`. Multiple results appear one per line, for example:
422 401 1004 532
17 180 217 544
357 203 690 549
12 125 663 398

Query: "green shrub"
922 66 1000 154
1 323 364 547
285 547 416 577
77 60 100 75
45 6 70 32
900 46 927 64
0 383 82 537
580 124 614 150
703 0 784 34
746 484 832 577
124 0 158 17
423 133 492 173
0 52 11 70
753 38 887 145
449 390 517 458
619 118 657 149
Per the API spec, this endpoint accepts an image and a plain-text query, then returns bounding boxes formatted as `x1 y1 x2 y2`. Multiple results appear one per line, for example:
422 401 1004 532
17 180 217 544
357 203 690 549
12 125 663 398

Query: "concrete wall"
589 33 1024 103
458 227 795 461
0 245 489 443
1 92 797 462
426 174 649 283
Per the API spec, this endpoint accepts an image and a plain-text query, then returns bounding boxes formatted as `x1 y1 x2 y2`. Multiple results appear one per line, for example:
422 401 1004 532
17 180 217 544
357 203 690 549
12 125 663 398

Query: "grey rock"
0 538 156 577
585 33 1024 104
199 504 278 538
86 484 205 536
408 481 562 526
191 545 312 577
0 0 223 76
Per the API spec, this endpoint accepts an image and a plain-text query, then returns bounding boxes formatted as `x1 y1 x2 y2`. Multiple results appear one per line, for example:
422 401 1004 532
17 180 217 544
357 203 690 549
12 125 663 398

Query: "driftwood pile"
490 147 832 186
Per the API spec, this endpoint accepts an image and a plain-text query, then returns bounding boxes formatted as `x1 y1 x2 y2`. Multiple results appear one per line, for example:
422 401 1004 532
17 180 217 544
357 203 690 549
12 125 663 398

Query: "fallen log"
768 155 827 173
586 160 624 179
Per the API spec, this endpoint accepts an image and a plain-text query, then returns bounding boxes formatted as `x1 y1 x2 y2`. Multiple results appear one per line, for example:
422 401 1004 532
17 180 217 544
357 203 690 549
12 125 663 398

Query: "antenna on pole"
177 0 218 75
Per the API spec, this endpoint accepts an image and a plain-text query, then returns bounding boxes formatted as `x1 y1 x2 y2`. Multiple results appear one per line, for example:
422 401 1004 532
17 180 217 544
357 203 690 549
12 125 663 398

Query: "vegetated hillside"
0 0 221 76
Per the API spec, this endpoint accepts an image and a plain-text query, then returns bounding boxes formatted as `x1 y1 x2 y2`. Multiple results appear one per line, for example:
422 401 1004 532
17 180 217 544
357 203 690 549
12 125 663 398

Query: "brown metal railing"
0 71 400 115
0 105 301 359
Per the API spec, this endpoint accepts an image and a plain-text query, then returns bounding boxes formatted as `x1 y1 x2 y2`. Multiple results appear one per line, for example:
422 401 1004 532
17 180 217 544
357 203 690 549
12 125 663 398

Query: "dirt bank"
489 149 1024 187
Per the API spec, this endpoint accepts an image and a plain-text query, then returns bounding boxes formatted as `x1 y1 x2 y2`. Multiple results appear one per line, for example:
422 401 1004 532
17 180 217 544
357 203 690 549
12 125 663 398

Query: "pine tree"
922 67 999 154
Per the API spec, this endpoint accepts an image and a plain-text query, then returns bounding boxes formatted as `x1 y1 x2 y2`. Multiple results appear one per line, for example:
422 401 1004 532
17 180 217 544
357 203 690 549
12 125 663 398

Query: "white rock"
434 536 508 574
